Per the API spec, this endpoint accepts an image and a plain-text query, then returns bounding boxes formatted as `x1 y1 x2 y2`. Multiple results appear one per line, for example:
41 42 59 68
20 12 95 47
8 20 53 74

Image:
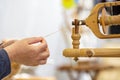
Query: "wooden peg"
71 19 81 61
72 19 80 34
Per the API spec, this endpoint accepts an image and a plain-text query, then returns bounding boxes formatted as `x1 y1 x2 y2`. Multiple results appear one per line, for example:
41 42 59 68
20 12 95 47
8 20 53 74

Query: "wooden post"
72 19 81 61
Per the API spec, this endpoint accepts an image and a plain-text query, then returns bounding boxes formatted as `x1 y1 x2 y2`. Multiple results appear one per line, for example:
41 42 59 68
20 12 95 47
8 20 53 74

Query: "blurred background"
0 0 120 80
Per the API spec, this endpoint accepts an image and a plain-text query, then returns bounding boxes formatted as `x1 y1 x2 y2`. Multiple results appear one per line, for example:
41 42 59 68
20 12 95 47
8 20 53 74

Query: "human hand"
4 37 50 66
0 40 16 48
0 40 21 80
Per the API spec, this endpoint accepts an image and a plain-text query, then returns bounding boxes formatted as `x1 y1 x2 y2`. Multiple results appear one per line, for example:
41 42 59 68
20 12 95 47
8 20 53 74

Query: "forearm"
0 49 11 79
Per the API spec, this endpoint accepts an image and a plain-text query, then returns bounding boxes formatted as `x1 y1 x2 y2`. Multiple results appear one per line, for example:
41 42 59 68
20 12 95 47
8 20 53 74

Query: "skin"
4 37 50 66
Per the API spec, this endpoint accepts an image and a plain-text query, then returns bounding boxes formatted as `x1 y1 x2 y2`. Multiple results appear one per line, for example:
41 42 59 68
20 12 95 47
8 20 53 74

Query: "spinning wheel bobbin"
100 8 120 34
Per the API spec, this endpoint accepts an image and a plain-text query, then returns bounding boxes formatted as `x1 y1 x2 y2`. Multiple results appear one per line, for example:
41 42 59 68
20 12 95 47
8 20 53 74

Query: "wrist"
4 46 15 62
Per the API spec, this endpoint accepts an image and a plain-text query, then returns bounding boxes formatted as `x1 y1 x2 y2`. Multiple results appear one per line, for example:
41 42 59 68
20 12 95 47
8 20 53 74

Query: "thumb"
26 37 44 44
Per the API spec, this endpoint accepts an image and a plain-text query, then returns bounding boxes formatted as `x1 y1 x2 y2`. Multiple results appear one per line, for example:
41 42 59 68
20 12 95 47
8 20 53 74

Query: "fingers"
31 59 47 66
0 40 17 48
26 37 48 51
39 59 47 65
30 38 48 52
32 49 49 66
27 37 49 66
31 51 49 66
2 40 17 43
26 37 44 44
36 43 48 53
38 49 50 60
